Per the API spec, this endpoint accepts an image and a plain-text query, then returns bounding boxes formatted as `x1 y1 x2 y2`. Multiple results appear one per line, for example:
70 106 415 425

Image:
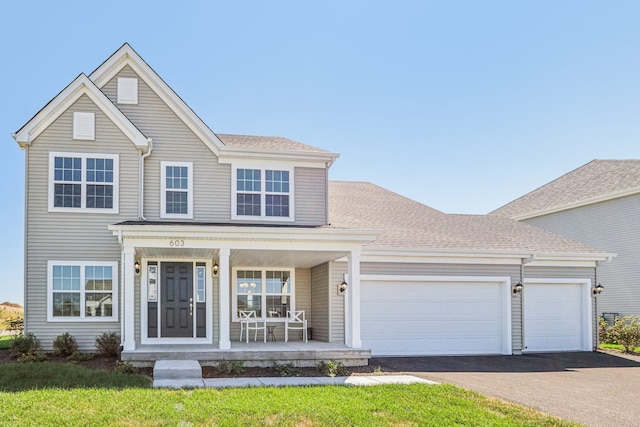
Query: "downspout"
139 139 153 220
519 253 536 353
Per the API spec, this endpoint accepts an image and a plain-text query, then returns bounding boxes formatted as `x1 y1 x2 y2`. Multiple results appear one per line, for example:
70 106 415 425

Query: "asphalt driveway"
372 351 640 427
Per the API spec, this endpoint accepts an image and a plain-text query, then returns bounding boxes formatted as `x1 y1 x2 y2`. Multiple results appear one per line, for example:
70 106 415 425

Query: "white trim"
231 163 295 222
522 278 593 352
160 161 193 219
117 77 138 104
48 152 119 214
72 112 95 140
13 74 149 151
360 274 513 355
47 260 119 322
231 267 296 322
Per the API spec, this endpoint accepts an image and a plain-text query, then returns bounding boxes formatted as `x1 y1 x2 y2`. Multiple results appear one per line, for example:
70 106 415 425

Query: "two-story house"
12 44 613 366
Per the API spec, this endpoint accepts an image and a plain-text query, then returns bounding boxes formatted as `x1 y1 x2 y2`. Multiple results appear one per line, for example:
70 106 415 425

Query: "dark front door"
161 262 193 337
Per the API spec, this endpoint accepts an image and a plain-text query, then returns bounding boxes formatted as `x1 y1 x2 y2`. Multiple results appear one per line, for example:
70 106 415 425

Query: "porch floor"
122 341 371 367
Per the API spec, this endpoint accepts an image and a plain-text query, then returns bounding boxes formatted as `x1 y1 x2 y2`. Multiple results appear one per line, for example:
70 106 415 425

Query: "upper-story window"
161 161 193 219
232 165 294 221
48 152 119 213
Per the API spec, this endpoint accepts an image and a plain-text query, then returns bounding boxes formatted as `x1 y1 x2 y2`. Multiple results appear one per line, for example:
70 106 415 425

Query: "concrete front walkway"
373 351 640 427
154 375 436 389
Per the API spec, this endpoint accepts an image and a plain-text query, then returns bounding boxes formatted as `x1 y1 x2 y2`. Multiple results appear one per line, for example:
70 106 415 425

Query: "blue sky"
1 1 639 304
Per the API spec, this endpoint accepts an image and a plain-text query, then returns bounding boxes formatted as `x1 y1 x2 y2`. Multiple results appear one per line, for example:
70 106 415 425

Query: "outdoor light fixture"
338 274 348 294
512 282 523 294
213 262 219 275
593 283 605 296
134 260 141 274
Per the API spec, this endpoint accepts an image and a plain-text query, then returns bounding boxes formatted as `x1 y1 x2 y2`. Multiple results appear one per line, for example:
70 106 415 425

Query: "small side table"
266 325 277 342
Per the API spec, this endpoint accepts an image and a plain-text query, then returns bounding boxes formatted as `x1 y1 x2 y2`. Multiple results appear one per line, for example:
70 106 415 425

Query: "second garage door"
360 276 512 356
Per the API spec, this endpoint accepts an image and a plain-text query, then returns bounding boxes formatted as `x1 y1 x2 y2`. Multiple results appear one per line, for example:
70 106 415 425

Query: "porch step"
153 360 204 388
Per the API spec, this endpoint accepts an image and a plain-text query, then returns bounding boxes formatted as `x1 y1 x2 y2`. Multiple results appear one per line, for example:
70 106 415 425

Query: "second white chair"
285 310 308 342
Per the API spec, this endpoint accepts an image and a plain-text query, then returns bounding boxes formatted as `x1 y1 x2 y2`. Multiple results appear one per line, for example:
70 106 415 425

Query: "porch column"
218 248 231 350
345 249 362 348
122 246 136 351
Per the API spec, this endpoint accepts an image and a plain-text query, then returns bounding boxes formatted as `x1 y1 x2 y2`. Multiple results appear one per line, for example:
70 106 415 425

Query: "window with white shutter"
73 112 95 140
117 77 138 104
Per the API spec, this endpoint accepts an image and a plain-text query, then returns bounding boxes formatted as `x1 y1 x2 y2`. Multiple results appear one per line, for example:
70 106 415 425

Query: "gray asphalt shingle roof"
328 181 605 254
491 160 640 219
217 134 329 153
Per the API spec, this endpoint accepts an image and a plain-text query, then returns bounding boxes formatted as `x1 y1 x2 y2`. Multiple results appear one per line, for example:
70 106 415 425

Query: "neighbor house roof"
217 134 329 153
328 181 608 255
491 160 640 220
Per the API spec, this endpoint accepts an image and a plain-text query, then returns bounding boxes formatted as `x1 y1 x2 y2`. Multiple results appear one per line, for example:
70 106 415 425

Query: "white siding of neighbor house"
524 195 640 318
101 66 329 226
25 94 140 350
311 263 330 342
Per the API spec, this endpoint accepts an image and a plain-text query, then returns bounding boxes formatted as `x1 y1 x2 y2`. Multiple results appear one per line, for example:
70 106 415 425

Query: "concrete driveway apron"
372 351 640 427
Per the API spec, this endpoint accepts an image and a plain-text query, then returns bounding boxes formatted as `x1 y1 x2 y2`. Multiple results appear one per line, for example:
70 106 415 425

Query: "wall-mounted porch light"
512 282 523 295
134 260 141 275
338 274 348 295
212 262 219 275
592 283 605 296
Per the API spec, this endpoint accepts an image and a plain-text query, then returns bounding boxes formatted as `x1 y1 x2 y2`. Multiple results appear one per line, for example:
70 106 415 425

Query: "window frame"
160 161 194 219
48 152 119 214
231 163 295 221
231 267 295 322
47 260 119 322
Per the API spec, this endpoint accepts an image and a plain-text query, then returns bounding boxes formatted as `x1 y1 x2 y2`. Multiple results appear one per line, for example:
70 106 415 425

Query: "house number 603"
169 239 185 247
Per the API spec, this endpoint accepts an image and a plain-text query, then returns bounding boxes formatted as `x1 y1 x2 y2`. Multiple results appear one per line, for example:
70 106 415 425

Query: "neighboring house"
12 44 613 365
492 160 640 320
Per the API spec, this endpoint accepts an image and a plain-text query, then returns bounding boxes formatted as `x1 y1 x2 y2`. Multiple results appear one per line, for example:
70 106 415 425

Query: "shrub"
599 317 614 344
11 333 42 359
608 316 640 353
114 361 137 374
4 315 24 333
273 362 299 377
216 360 245 375
95 332 121 357
317 360 349 377
53 332 79 357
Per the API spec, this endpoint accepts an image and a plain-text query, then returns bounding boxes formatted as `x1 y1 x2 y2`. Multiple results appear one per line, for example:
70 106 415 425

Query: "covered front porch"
109 222 378 365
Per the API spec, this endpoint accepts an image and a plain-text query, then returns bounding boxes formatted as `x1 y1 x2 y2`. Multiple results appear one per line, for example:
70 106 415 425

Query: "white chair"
285 310 308 342
239 310 266 343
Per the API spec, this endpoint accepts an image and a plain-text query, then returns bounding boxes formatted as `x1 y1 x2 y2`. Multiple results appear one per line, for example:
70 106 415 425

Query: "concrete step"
153 359 202 380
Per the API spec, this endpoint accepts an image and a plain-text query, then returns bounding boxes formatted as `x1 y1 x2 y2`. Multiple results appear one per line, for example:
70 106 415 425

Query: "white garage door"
361 276 511 356
523 281 592 352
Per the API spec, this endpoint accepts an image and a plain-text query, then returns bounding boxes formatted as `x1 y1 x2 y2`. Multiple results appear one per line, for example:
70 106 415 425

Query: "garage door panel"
361 279 509 356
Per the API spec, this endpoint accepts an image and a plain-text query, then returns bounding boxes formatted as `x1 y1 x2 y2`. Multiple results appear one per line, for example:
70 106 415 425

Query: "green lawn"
600 343 640 353
0 362 579 427
0 335 13 350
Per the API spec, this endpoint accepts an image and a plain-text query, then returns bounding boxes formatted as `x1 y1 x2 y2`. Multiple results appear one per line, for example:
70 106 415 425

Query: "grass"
600 343 640 353
0 335 13 350
0 362 579 426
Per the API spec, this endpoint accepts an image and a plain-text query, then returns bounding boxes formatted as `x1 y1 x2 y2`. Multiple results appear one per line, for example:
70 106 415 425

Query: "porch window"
233 268 293 320
161 161 193 219
232 165 294 221
48 152 119 213
48 261 118 321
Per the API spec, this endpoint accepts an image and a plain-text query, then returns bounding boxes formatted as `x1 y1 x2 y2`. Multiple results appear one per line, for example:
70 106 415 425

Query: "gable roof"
491 160 640 220
328 181 609 257
12 73 150 150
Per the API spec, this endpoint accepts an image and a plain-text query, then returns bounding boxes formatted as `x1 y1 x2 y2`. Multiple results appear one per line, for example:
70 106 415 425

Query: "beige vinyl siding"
25 94 140 350
101 66 231 222
360 262 524 352
525 195 640 318
295 167 327 225
213 275 220 343
228 268 311 342
524 265 597 347
329 262 346 344
311 263 330 342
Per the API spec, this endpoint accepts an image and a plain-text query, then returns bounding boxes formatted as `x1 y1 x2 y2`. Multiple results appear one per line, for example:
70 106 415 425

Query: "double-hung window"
233 165 294 220
48 152 119 213
161 161 193 219
233 268 293 320
48 261 118 321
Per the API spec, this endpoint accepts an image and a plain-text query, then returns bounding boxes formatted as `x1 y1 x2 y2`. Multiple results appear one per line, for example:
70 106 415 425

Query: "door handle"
189 302 193 316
